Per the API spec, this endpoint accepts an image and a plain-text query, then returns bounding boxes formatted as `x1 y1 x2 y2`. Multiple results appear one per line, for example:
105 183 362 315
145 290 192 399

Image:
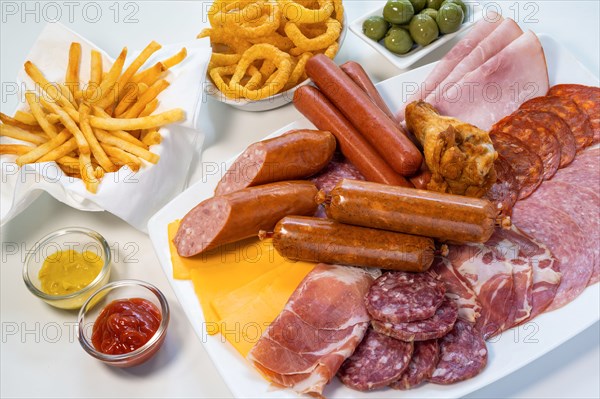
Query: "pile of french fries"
0 41 187 193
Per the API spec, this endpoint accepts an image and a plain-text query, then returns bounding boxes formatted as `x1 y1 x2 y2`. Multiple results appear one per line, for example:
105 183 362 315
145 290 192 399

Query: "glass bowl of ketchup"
77 280 170 367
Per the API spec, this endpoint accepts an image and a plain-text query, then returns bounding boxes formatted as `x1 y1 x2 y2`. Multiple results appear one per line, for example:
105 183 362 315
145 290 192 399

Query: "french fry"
78 104 116 172
0 124 47 145
94 128 159 163
141 129 162 146
41 99 89 154
0 112 44 133
90 50 103 86
130 62 165 85
0 144 34 155
112 82 140 116
161 47 187 69
88 47 127 105
24 61 76 110
37 138 78 162
139 99 159 117
12 111 38 125
91 107 149 149
24 92 59 138
55 156 80 174
122 80 169 118
94 166 105 179
16 129 71 166
115 41 162 101
102 144 142 172
90 108 184 130
79 152 99 193
66 42 82 98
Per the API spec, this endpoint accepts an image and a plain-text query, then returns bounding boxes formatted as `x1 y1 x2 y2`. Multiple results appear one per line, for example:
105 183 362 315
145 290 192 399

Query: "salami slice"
390 340 439 390
551 147 600 189
428 320 488 385
484 155 520 217
512 201 594 311
490 132 544 199
365 272 446 324
520 95 594 151
310 155 365 194
338 329 413 391
372 298 458 342
492 110 561 179
548 84 600 144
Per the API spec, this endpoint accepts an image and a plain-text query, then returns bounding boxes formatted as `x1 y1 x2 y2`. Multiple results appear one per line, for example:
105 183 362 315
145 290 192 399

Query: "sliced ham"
398 12 504 120
429 31 549 131
247 264 379 396
425 18 523 105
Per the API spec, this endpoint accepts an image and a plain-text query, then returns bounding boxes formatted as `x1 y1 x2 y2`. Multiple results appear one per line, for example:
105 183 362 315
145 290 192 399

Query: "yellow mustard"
38 250 104 296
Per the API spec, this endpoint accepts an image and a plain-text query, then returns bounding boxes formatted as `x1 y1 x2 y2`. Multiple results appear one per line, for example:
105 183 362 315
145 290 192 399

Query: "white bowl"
207 15 348 112
350 2 483 70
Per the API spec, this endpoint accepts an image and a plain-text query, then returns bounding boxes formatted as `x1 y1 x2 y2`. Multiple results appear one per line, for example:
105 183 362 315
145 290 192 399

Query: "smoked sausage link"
174 181 318 257
324 179 497 243
215 130 336 195
293 86 412 187
271 216 435 272
305 55 422 176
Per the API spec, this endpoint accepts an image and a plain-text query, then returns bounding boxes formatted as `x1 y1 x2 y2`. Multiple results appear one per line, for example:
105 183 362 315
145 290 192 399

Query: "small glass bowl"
77 280 170 368
23 227 112 310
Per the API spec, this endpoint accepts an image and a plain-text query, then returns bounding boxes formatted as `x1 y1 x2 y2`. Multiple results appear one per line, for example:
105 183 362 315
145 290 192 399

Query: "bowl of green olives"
350 0 482 69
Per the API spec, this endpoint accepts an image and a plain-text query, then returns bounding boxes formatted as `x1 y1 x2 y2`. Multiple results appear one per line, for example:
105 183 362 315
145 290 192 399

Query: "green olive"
409 14 439 46
436 3 464 34
426 0 444 10
383 0 415 25
384 27 414 54
442 0 467 16
408 0 427 13
363 16 390 41
420 8 438 20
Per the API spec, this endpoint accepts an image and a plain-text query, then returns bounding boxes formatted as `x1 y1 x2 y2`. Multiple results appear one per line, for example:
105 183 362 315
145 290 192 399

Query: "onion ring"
279 0 334 24
284 17 341 51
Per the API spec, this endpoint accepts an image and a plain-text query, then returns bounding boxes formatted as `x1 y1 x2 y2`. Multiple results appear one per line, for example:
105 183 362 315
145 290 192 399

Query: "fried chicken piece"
405 101 497 197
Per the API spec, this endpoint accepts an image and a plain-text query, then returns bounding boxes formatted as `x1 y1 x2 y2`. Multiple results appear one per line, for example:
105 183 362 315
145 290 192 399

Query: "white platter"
148 34 600 398
349 3 482 70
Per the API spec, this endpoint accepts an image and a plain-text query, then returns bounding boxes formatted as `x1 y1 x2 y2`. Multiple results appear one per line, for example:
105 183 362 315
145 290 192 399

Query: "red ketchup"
92 298 161 355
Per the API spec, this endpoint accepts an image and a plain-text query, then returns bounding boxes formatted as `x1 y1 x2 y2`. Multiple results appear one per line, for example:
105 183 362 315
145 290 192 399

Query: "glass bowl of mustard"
22 227 112 310
77 280 170 367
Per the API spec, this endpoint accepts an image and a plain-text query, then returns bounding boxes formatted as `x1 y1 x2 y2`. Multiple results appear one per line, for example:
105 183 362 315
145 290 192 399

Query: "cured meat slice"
425 18 523 104
520 95 594 151
512 202 594 311
491 132 544 199
390 340 439 390
492 110 561 179
431 258 482 324
428 320 488 384
247 264 378 395
522 181 599 287
428 31 549 131
371 298 458 342
548 84 600 144
551 146 600 190
483 155 520 217
447 238 514 339
338 329 413 391
365 272 446 324
398 13 504 120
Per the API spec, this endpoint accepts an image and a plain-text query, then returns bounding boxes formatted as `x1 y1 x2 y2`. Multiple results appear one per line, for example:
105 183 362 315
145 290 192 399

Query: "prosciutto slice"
398 12 504 120
247 264 378 395
429 31 549 131
424 18 523 105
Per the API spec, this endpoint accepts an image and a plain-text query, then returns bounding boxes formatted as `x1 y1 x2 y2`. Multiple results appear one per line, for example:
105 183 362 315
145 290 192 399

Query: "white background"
1 1 599 398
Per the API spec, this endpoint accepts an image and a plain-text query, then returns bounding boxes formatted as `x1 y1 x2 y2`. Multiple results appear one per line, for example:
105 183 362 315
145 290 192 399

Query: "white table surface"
1 1 599 398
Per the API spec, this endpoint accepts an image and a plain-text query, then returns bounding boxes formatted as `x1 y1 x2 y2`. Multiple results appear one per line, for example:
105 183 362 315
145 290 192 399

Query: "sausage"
340 61 397 123
409 162 432 189
214 129 335 195
321 179 499 243
305 55 422 176
268 216 436 272
174 181 318 257
294 85 412 187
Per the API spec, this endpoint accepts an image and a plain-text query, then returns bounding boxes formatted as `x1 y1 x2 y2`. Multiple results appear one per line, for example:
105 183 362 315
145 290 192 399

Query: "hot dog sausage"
409 163 432 189
305 55 422 176
215 129 336 195
340 61 397 123
321 179 499 243
174 181 318 257
268 216 436 272
294 86 412 187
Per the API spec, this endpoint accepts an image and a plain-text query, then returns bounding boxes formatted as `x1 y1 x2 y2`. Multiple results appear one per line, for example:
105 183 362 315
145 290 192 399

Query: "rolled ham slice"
429 31 549 130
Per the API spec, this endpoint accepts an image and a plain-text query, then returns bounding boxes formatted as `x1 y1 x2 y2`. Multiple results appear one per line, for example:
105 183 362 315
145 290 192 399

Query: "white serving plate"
350 2 482 70
148 34 600 398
